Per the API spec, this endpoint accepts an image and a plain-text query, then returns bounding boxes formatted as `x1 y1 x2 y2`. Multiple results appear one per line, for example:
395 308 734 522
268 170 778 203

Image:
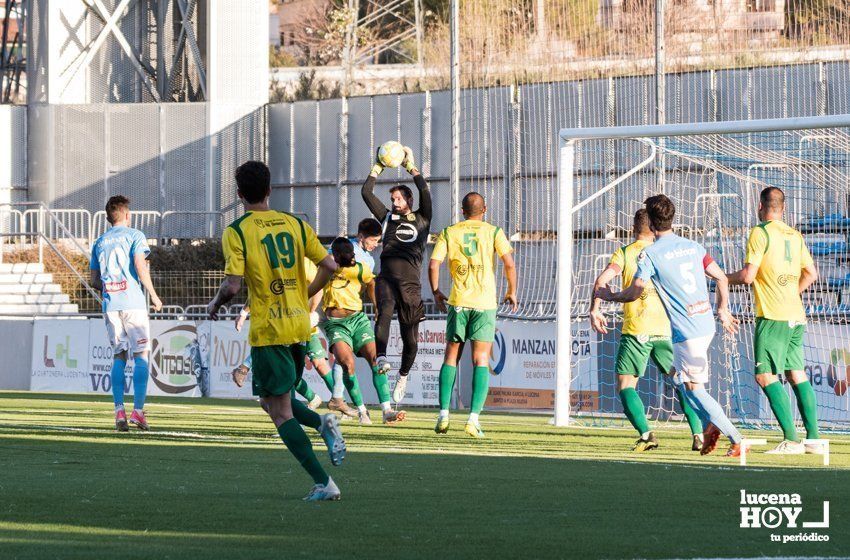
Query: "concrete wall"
0 319 33 390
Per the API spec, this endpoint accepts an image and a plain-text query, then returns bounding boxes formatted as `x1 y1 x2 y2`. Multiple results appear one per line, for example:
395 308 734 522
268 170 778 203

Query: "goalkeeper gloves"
402 146 417 174
371 148 384 177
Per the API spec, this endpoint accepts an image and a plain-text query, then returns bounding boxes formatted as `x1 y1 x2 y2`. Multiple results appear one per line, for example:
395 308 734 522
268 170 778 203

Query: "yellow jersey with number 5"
608 239 671 337
222 210 327 347
431 219 513 310
745 220 813 323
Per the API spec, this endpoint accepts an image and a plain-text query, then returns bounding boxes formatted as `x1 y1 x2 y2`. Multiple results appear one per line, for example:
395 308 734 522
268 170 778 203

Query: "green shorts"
446 307 497 343
754 317 805 375
615 334 673 377
322 311 375 354
306 333 327 361
250 343 306 398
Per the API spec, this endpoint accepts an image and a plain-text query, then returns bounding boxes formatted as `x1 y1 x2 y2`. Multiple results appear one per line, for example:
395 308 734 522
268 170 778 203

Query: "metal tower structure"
0 0 26 103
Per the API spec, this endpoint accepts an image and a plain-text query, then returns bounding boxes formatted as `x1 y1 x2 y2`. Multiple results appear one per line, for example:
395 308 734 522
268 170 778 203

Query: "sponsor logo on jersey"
686 300 711 316
270 278 297 295
663 247 698 260
395 222 418 243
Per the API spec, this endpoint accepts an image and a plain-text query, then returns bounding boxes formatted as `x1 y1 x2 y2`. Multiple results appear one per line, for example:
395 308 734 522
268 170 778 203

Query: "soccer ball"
378 140 405 168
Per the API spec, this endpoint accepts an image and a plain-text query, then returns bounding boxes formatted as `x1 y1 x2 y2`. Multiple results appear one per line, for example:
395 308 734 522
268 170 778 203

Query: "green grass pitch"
1 391 848 559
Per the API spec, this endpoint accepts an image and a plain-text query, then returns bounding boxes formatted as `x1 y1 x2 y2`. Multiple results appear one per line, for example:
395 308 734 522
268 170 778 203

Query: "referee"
361 146 431 405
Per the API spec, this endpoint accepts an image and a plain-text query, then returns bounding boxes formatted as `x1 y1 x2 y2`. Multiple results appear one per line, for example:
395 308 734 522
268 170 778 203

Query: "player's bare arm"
799 262 819 294
207 274 242 320
596 277 644 304
307 255 338 298
705 261 739 335
235 301 250 331
365 279 378 310
134 252 163 311
726 263 759 286
501 252 519 312
90 268 103 292
589 264 620 334
428 258 448 313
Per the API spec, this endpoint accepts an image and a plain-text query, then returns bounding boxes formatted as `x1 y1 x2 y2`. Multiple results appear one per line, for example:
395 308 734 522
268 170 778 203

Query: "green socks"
290 390 322 431
470 366 490 414
372 365 392 404
277 418 328 485
792 380 819 439
439 364 457 410
619 387 650 436
294 378 316 402
675 386 703 435
763 381 799 442
343 372 365 407
320 371 335 392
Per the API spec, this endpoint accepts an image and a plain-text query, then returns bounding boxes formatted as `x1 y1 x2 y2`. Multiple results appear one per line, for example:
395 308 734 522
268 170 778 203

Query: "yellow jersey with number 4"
322 262 375 312
431 219 513 311
608 239 671 337
745 220 813 323
222 210 327 347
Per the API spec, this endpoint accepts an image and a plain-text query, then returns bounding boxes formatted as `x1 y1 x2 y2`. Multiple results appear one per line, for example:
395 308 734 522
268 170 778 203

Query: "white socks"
381 401 392 412
439 409 449 419
468 412 479 425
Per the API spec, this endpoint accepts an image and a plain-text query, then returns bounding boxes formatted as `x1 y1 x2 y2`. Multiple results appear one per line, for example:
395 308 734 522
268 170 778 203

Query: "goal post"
555 114 850 429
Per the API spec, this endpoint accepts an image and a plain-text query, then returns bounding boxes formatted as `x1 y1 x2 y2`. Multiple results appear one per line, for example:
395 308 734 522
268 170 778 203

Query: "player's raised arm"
705 260 739 335
403 147 431 221
361 151 389 222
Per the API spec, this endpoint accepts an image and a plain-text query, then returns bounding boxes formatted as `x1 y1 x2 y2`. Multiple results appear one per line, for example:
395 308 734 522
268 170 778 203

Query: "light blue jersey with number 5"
635 233 715 343
90 226 150 312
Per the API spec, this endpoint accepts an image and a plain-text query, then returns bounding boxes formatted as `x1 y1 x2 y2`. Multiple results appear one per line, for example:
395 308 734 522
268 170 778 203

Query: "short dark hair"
105 195 130 225
390 185 413 202
633 208 651 234
644 194 675 231
235 161 271 204
461 192 485 217
357 218 382 238
760 187 785 212
331 237 356 268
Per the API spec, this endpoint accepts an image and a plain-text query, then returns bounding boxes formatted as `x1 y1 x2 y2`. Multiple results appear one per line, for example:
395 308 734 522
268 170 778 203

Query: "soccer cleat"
376 356 391 375
435 416 450 434
464 421 485 439
327 397 357 418
129 409 149 431
115 409 129 432
358 409 372 425
726 442 748 458
231 364 249 388
382 409 406 424
307 394 322 411
700 423 721 456
805 442 825 455
632 432 659 452
691 433 704 452
765 440 805 455
392 374 408 404
319 413 346 466
303 477 341 502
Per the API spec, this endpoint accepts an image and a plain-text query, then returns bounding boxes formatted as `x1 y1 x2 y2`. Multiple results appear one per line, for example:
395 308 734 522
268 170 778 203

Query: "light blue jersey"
90 226 150 312
635 233 715 343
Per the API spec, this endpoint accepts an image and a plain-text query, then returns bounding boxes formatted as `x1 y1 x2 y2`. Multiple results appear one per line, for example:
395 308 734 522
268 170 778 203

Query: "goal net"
556 115 850 433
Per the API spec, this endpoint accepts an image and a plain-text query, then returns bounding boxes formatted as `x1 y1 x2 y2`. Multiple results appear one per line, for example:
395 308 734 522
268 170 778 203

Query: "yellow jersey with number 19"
608 239 671 337
222 210 327 347
431 219 513 311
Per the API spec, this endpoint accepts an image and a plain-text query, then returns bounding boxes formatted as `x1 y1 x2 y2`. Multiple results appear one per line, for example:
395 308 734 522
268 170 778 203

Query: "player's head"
644 194 675 233
632 208 652 238
105 195 131 225
331 237 357 268
235 161 271 205
357 218 382 251
758 186 785 220
461 192 486 219
390 185 414 214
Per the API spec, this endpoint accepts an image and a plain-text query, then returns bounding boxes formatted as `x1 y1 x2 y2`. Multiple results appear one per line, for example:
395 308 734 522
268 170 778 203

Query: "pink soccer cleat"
115 409 129 432
129 409 149 431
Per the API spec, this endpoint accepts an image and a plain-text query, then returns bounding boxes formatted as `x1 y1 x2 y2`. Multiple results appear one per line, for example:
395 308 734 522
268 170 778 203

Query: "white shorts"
104 310 151 355
672 334 714 385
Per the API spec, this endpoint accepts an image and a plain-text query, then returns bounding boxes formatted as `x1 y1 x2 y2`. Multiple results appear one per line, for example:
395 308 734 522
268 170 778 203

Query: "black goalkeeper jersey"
361 174 432 276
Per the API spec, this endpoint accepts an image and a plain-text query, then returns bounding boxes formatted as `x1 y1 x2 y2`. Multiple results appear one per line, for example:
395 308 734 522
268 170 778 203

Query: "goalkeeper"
361 146 431 406
590 209 703 452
